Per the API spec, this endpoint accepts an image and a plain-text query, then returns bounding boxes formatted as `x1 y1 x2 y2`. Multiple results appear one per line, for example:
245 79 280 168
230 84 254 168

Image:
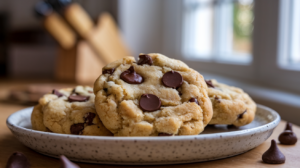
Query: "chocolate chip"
178 91 182 96
158 133 173 136
102 68 115 75
162 71 183 88
137 54 153 66
70 123 84 135
68 95 90 102
120 66 144 84
215 96 221 103
139 94 161 112
52 89 64 97
84 112 96 125
237 110 247 119
285 122 293 131
205 80 215 88
278 130 297 145
189 98 199 105
60 155 80 168
103 88 108 93
262 139 285 164
6 152 30 168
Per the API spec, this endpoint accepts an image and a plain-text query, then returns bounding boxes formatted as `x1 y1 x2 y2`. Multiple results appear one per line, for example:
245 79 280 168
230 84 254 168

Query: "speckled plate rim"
6 104 280 141
37 149 251 165
6 104 281 165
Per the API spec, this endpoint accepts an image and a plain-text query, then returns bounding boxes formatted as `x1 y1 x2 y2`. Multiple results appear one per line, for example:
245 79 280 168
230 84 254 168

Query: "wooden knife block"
55 41 105 84
54 13 131 84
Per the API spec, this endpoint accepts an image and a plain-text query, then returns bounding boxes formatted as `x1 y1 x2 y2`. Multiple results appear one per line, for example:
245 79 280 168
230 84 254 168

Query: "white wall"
118 0 164 57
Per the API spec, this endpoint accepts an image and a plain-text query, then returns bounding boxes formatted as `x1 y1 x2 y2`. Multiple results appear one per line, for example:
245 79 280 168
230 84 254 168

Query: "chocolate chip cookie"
94 53 213 136
206 79 256 127
31 86 112 136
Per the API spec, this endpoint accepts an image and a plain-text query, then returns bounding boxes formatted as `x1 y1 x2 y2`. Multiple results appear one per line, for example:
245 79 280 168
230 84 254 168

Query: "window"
163 0 300 92
278 0 300 70
182 0 253 63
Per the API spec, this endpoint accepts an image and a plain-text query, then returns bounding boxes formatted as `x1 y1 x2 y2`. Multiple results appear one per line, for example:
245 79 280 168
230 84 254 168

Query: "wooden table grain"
0 81 299 167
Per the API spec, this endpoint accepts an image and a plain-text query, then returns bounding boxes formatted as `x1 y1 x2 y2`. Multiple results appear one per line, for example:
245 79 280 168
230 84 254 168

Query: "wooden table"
0 81 299 167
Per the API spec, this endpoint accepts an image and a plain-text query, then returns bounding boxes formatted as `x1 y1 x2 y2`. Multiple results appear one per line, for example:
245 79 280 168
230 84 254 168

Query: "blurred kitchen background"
0 0 299 124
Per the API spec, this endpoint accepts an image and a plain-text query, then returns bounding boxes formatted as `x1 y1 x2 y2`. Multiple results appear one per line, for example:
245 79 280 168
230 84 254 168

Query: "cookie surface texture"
31 86 112 136
94 53 213 136
206 79 256 127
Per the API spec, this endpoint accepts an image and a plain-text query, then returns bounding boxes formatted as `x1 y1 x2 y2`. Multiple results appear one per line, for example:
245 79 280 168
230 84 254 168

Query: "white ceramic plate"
7 104 280 165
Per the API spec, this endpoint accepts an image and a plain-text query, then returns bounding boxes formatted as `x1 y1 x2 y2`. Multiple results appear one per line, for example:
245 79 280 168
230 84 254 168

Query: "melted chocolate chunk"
139 94 161 112
102 68 115 75
60 155 80 168
137 54 153 66
68 95 90 102
70 123 85 135
189 98 199 105
158 133 173 136
205 80 215 88
84 112 96 125
237 110 247 119
52 89 64 97
285 122 293 131
262 139 285 164
278 130 297 145
120 66 144 84
6 152 30 168
162 71 183 88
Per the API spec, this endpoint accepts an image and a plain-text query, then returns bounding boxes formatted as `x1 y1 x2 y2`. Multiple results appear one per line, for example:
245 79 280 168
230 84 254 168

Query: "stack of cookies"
31 53 256 136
